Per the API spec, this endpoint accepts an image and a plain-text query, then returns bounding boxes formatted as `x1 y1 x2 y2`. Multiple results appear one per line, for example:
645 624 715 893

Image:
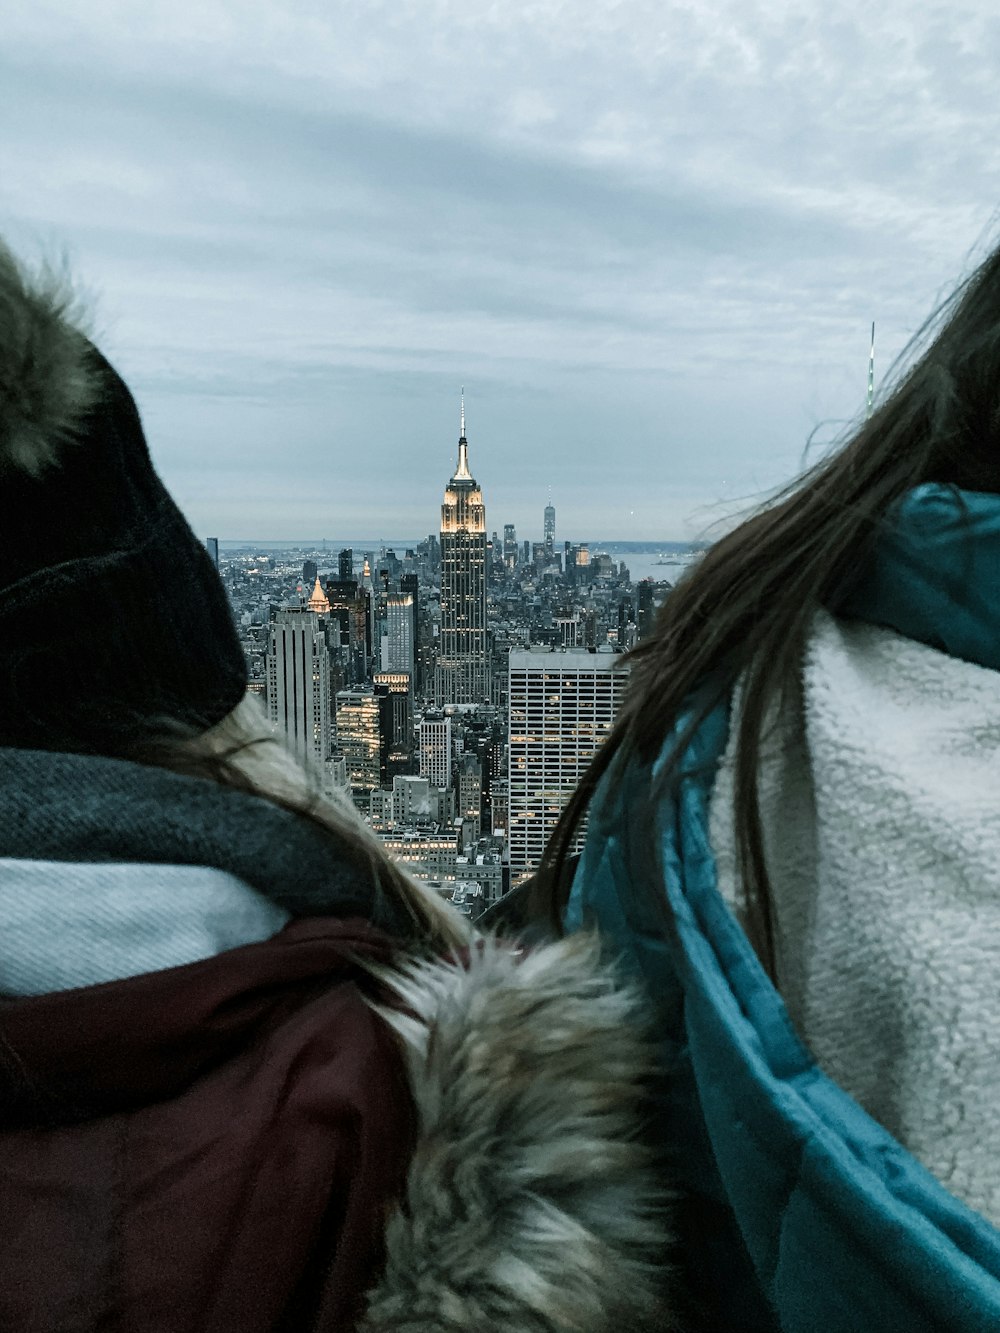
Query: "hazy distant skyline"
4 2 1000 539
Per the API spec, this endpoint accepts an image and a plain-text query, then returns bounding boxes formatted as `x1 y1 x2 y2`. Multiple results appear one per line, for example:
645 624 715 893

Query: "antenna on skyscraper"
866 322 875 420
460 387 466 440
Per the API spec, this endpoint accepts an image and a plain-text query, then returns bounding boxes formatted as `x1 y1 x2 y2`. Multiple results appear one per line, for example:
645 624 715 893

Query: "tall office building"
373 669 413 769
457 752 483 842
384 592 415 675
266 609 331 775
419 715 452 788
435 397 488 704
543 502 555 556
338 548 353 581
637 579 655 640
618 596 637 649
205 537 219 570
326 577 366 684
379 591 415 764
400 573 420 689
361 557 377 670
503 523 517 570
507 648 626 881
335 685 390 799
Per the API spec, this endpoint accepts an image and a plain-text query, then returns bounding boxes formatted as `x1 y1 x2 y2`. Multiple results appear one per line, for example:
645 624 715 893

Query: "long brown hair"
139 695 471 954
532 239 1000 975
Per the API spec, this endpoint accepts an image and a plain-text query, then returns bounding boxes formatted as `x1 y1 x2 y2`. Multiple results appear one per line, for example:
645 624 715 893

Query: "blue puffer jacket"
566 484 1000 1331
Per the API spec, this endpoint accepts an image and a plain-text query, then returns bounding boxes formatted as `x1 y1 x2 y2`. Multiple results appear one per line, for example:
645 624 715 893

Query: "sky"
4 1 1000 542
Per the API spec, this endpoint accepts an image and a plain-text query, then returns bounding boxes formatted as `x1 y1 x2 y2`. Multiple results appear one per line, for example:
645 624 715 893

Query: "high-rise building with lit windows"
543 502 556 556
384 592 415 675
507 648 625 881
374 669 413 771
335 685 390 799
503 524 517 569
266 609 331 775
400 573 420 689
434 398 488 705
326 576 366 684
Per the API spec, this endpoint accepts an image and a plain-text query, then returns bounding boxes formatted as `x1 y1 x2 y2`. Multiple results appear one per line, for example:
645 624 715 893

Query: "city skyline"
232 370 685 902
238 422 660 894
5 3 998 540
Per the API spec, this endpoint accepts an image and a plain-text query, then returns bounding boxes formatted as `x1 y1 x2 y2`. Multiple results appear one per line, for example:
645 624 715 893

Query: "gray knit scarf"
0 746 400 930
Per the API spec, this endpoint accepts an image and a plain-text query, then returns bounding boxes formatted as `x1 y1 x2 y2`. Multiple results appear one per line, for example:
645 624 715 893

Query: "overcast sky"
4 1 1000 541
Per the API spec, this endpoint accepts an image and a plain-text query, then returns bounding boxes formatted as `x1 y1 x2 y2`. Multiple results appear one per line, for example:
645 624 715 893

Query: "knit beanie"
0 243 247 754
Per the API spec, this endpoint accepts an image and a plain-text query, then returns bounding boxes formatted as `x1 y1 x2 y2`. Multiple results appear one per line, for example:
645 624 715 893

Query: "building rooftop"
508 647 622 670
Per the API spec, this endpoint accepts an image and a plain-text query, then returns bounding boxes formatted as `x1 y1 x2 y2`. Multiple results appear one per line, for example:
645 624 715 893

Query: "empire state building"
435 398 489 705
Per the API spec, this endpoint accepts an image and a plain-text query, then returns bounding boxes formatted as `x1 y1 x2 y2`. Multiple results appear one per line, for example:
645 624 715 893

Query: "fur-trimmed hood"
365 936 672 1331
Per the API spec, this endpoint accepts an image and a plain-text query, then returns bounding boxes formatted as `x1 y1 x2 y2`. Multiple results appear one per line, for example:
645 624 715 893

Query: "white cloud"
2 0 1000 536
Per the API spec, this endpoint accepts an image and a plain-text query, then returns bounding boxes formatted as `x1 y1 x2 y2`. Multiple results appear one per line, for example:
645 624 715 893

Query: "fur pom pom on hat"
0 241 247 754
0 248 97 478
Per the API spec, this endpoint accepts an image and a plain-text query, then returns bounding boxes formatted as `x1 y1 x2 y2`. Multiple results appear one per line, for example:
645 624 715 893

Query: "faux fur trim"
362 935 674 1332
0 242 98 476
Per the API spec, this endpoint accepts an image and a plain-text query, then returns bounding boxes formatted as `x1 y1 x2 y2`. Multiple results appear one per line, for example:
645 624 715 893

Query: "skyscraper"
543 502 555 556
636 579 655 640
435 396 488 705
266 609 331 775
205 537 219 570
400 573 420 689
503 523 517 570
419 715 453 788
326 577 366 684
507 648 626 881
338 548 353 581
384 591 415 675
457 752 483 842
360 557 377 672
372 670 413 773
335 685 388 800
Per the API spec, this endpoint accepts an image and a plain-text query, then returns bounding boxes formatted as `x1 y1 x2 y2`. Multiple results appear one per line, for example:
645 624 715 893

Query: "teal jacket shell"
566 484 1000 1331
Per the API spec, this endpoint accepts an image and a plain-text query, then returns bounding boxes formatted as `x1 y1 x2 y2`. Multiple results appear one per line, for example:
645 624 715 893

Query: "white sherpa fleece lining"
0 860 289 995
711 609 1000 1227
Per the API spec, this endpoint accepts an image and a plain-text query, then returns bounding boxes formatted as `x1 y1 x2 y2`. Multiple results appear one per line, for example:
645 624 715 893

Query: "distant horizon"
216 537 701 552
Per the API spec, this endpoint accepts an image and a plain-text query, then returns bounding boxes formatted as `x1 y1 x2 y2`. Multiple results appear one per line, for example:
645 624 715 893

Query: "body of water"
603 549 701 583
220 538 701 584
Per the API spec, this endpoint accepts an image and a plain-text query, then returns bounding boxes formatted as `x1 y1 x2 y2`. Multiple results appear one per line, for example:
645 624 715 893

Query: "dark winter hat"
0 243 247 754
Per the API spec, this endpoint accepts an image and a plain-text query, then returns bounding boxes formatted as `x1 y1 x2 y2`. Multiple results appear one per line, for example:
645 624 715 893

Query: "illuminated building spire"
307 574 330 614
866 322 875 420
454 387 472 480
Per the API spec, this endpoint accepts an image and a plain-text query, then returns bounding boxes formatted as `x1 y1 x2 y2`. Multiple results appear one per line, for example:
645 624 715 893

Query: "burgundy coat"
0 918 414 1333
